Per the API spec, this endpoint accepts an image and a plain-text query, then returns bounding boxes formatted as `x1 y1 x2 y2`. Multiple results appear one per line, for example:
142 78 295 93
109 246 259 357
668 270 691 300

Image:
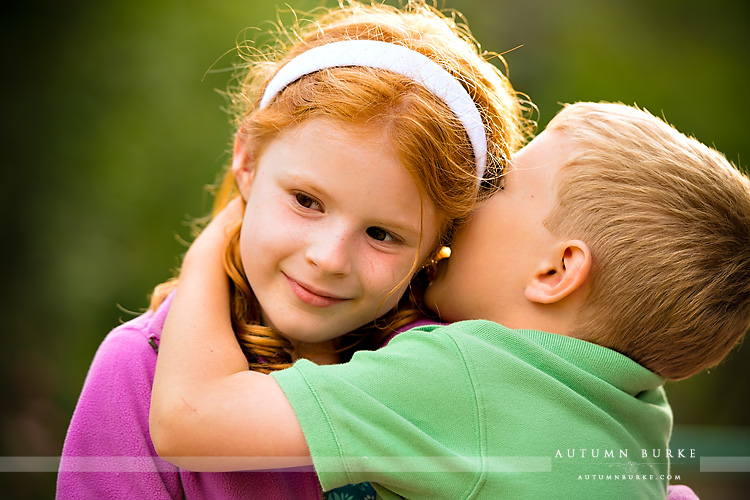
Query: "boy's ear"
232 133 255 200
525 240 591 304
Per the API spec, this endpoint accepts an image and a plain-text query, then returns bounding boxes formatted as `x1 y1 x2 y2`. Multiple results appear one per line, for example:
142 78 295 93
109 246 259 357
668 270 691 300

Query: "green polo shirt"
273 320 672 499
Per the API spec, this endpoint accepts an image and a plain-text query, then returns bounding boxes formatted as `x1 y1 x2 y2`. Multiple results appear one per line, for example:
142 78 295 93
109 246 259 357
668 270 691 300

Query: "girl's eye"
366 226 396 243
294 192 322 211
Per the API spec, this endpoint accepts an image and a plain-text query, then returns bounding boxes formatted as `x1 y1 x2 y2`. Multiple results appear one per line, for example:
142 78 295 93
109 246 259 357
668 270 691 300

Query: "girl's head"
221 2 529 217
206 0 531 369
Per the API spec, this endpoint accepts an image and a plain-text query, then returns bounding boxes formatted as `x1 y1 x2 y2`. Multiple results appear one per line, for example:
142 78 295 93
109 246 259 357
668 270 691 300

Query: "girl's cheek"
245 203 295 239
364 249 417 294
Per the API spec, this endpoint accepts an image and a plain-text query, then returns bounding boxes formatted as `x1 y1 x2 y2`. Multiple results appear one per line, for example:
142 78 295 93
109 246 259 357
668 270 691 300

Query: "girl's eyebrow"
285 171 331 200
374 217 422 238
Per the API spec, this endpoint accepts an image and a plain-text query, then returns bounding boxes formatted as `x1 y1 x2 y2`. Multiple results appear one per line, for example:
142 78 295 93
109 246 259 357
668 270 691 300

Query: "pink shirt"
57 293 322 500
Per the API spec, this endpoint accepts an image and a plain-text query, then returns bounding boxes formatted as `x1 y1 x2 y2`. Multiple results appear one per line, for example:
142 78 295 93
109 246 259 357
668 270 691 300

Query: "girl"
58 1 530 499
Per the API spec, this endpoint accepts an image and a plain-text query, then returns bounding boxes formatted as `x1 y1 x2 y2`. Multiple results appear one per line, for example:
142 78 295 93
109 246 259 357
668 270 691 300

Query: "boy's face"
425 129 571 325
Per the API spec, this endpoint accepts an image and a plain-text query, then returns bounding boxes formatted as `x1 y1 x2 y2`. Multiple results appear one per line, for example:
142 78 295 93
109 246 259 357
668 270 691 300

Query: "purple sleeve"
667 484 700 500
56 314 181 500
56 296 324 500
379 317 445 347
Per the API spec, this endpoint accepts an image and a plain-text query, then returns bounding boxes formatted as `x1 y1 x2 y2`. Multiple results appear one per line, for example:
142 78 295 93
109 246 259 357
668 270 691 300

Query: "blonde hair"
545 101 750 380
151 0 532 372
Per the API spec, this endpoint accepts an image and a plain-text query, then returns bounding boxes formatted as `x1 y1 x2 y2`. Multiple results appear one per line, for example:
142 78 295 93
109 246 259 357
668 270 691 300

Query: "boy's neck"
486 296 583 340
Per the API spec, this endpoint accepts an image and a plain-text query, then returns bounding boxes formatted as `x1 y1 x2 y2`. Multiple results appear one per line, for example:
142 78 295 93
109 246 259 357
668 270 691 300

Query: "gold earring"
423 246 451 270
435 246 451 262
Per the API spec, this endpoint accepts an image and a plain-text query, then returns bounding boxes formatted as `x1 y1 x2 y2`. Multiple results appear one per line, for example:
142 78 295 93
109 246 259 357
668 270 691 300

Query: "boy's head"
426 101 750 380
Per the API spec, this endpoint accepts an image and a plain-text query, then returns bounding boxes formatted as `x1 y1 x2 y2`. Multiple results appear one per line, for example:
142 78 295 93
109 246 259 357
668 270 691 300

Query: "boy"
150 102 750 499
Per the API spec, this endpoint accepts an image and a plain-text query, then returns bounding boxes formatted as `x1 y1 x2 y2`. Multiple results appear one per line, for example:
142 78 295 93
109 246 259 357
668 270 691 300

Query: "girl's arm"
149 198 311 471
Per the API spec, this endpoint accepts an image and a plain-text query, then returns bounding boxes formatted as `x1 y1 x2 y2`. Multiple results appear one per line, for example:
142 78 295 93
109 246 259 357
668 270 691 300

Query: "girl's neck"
289 338 340 365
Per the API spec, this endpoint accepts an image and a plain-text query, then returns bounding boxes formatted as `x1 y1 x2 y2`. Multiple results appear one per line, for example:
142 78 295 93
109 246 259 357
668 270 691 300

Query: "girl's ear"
524 240 591 304
232 133 255 200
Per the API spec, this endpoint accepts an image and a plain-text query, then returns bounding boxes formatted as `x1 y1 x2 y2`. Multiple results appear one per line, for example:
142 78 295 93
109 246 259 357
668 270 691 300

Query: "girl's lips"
283 274 349 307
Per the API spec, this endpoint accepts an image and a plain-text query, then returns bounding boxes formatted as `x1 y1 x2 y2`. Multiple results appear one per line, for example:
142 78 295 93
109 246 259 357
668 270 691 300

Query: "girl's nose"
305 230 353 276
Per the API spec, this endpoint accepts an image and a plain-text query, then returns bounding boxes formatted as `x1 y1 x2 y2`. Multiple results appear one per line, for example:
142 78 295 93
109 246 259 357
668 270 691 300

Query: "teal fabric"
323 482 376 500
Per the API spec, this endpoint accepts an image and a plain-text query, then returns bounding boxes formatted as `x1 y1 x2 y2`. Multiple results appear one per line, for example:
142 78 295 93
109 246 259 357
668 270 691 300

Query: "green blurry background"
2 0 748 498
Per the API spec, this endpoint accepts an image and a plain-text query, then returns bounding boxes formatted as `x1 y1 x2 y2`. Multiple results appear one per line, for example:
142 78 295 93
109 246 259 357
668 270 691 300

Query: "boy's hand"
182 197 244 275
151 194 312 469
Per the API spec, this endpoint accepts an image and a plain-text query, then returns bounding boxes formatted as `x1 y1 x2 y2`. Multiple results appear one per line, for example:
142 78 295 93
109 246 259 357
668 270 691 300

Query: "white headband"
259 39 487 180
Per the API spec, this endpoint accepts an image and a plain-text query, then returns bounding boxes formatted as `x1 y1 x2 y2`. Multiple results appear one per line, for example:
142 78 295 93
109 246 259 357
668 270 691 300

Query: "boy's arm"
149 198 312 471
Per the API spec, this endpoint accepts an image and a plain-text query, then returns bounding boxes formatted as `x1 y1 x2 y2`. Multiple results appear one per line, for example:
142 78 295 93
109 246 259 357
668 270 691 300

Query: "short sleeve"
272 327 485 500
